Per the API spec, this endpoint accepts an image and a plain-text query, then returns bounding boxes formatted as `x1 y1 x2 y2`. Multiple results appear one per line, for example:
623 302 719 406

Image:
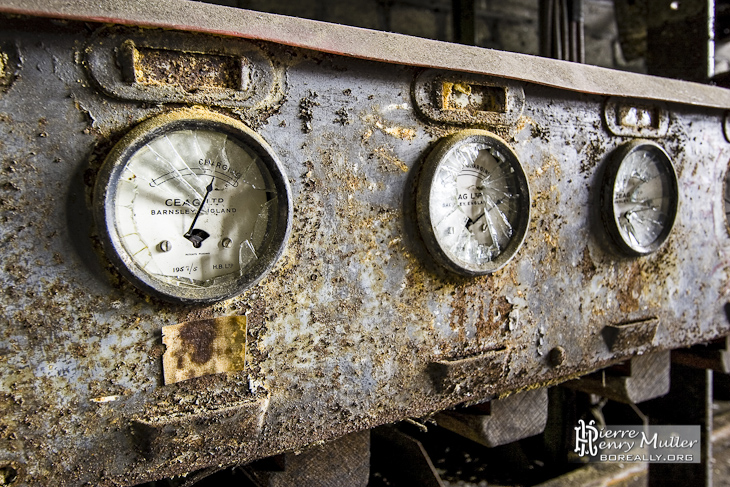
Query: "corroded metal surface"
0 5 729 487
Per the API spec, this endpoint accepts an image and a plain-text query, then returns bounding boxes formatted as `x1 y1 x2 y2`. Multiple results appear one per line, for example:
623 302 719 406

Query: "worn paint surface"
0 11 729 487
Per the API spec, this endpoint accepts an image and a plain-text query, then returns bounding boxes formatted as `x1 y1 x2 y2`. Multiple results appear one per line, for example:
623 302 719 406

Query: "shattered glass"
112 127 274 289
429 142 522 267
613 148 673 250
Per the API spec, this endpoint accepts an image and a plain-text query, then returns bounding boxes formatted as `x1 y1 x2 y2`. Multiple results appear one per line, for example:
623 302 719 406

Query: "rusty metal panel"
0 2 729 486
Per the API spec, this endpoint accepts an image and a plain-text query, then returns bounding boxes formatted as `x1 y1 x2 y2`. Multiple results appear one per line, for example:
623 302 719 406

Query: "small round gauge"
602 140 678 255
417 130 531 275
94 109 292 303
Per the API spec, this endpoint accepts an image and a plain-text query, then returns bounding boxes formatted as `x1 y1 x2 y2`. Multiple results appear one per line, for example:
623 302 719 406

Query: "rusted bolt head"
549 346 566 367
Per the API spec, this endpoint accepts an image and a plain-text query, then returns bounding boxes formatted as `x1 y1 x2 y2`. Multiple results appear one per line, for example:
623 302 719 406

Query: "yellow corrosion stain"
441 81 453 109
543 231 558 249
442 81 472 110
541 153 562 179
453 82 472 95
0 52 7 79
373 147 409 172
508 267 519 287
363 114 417 141
384 125 416 140
345 174 363 191
514 115 537 135
499 369 595 399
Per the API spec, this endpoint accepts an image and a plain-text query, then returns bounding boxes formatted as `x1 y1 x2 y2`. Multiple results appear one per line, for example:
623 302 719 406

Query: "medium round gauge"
94 109 292 303
602 140 678 255
417 130 531 275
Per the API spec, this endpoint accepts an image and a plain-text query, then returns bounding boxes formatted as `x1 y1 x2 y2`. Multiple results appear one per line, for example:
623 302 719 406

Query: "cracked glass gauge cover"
93 109 292 303
602 140 678 256
417 130 531 275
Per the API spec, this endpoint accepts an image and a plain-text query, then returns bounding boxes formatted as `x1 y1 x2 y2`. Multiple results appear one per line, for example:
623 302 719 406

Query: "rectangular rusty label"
162 315 247 385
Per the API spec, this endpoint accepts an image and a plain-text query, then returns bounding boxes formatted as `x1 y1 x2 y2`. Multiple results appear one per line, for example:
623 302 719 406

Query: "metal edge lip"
2 0 730 109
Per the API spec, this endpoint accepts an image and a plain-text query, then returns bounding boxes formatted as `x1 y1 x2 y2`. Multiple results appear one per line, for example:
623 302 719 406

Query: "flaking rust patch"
162 316 247 385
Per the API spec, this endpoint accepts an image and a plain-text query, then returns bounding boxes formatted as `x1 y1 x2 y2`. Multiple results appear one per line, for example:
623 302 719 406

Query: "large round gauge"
417 130 531 275
93 109 292 303
602 140 678 256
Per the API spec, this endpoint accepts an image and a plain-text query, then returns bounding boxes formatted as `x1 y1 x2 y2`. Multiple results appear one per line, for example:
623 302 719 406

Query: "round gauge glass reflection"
604 141 678 255
94 111 292 303
418 131 530 275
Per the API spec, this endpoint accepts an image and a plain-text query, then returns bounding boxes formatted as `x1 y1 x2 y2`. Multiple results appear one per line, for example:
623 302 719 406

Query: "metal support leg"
646 0 715 81
452 0 476 46
243 430 370 487
563 351 671 404
642 365 713 487
539 0 584 62
370 426 445 487
435 388 548 448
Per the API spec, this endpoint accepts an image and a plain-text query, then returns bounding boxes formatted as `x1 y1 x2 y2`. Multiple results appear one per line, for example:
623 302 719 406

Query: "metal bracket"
435 388 548 447
673 334 730 373
428 348 510 396
563 351 670 404
244 430 370 487
602 317 659 356
86 26 283 109
413 70 525 127
130 394 269 460
604 97 670 138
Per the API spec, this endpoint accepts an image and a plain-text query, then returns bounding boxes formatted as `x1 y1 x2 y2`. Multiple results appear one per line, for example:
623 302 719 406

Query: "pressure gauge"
94 110 292 303
602 140 678 256
417 130 531 275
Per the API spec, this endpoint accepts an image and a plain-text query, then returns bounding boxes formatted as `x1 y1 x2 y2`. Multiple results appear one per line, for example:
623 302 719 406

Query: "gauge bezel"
601 140 679 256
93 109 292 304
416 130 531 276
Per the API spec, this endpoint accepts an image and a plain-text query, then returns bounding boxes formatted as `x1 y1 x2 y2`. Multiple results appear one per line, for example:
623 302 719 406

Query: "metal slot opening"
616 104 660 130
118 40 247 92
440 81 507 114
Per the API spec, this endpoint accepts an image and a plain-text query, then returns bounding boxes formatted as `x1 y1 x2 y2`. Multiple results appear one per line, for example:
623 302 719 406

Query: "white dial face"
110 126 277 293
420 133 529 275
95 111 291 303
611 144 677 253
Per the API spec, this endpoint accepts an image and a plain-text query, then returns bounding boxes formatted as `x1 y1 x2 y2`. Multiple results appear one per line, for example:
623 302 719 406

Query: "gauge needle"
184 178 214 248
466 195 505 230
466 210 486 230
